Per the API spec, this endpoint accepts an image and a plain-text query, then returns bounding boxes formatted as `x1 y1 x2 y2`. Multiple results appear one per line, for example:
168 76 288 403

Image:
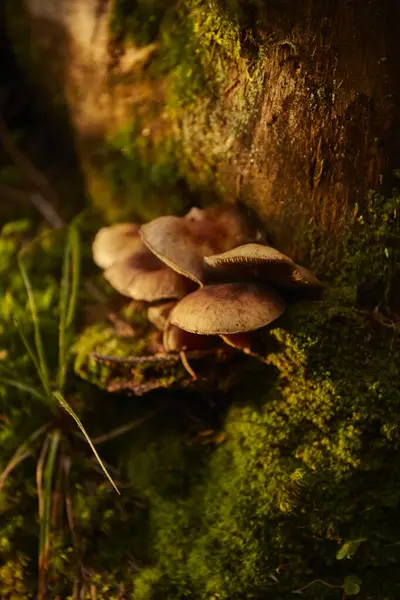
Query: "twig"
89 410 159 444
0 114 61 210
0 115 108 301
30 192 64 229
90 347 229 365
293 578 342 593
0 183 63 228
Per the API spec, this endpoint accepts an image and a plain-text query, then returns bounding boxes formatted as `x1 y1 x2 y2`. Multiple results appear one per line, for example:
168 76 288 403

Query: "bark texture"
5 0 400 262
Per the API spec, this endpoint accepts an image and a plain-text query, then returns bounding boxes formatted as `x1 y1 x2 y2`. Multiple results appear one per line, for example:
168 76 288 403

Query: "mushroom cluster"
92 205 323 370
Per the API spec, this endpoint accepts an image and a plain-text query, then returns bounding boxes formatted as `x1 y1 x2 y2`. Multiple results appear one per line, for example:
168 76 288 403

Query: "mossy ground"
1 182 400 598
1 1 400 598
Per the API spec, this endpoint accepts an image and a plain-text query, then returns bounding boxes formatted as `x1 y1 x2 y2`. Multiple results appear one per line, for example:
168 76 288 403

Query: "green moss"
110 0 244 108
92 118 194 223
0 556 31 600
309 187 400 308
110 0 169 46
120 301 400 599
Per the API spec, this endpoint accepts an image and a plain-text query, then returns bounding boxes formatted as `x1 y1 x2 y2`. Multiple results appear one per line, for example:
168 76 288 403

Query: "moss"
72 304 198 394
110 0 169 46
120 300 400 599
92 118 194 223
73 306 151 389
0 556 31 600
110 0 245 108
307 186 400 310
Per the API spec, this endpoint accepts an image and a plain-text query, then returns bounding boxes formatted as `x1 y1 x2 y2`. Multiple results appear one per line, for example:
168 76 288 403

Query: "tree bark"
4 0 400 264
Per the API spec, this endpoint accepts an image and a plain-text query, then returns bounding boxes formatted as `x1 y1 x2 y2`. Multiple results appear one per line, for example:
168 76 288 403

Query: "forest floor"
1 2 400 600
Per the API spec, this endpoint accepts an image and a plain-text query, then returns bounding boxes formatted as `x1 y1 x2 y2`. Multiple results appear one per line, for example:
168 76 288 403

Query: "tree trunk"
3 0 400 263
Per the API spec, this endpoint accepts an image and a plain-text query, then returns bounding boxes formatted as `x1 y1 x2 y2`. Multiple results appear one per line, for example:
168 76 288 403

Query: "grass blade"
38 430 61 600
0 424 49 492
36 435 50 521
66 226 81 327
53 392 120 495
57 226 81 392
17 258 51 395
5 293 50 398
0 376 47 401
57 233 71 392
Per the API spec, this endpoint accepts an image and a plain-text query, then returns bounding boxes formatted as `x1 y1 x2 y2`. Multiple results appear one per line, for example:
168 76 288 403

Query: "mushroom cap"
92 223 141 269
140 216 208 285
169 282 285 335
104 247 194 302
204 243 322 289
140 205 255 286
204 204 254 249
147 301 177 331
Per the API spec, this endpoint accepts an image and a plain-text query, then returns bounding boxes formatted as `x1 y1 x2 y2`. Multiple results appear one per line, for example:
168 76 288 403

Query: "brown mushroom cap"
92 223 142 269
147 301 177 331
204 243 322 289
104 247 194 302
204 204 255 249
140 216 208 285
140 205 255 286
169 282 285 335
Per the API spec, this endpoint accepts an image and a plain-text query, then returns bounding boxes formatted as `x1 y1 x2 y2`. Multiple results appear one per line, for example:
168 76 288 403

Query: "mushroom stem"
179 350 198 380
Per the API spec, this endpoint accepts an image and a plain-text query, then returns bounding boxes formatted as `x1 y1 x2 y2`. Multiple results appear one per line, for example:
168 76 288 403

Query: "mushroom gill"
204 243 322 289
103 246 195 302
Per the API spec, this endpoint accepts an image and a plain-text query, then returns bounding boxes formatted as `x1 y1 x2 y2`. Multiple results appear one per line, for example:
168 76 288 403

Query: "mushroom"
169 282 285 335
147 301 218 352
163 323 221 353
92 223 142 269
147 301 177 331
140 215 206 284
220 332 258 356
204 243 322 290
139 204 256 286
103 246 195 302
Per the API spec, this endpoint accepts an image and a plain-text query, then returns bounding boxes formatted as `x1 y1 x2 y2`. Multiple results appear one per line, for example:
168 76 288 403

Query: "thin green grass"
0 223 120 597
54 392 120 495
57 226 80 392
18 256 52 394
38 429 61 588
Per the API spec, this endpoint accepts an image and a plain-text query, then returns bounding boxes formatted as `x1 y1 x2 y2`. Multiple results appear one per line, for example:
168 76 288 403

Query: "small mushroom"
92 223 142 269
140 216 205 284
163 322 223 380
204 243 322 289
220 332 256 356
147 301 177 331
140 204 255 286
169 282 285 335
163 323 220 352
104 246 195 302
